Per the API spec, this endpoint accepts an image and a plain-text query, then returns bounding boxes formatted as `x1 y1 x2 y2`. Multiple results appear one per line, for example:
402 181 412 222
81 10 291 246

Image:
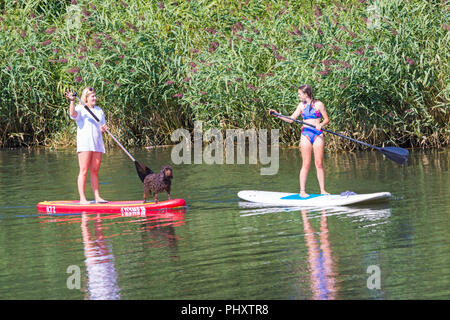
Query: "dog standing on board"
143 165 173 203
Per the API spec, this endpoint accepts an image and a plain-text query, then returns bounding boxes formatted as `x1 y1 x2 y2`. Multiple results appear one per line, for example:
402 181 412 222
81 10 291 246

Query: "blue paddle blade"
380 147 409 165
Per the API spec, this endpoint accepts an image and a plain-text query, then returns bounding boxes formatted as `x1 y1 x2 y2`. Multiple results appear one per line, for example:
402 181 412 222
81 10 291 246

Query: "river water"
0 147 448 300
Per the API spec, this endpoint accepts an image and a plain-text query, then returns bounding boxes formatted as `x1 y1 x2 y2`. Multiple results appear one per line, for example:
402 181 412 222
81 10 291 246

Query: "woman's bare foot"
300 190 310 198
79 199 91 205
321 190 330 195
95 197 108 203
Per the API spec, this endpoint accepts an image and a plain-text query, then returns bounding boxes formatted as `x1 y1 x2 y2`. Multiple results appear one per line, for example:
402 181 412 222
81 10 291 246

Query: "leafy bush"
0 0 448 149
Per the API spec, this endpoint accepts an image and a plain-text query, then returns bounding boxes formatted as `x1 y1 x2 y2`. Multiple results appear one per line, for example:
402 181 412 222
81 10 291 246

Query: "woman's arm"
269 103 303 124
289 103 303 122
315 101 329 131
66 90 78 118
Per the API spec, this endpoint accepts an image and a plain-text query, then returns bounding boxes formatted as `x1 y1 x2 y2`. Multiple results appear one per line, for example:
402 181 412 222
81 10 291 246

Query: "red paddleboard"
37 199 186 215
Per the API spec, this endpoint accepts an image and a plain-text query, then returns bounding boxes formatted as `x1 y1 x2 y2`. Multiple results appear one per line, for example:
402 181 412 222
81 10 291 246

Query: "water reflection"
239 203 391 299
38 208 186 299
239 202 391 222
138 209 186 260
300 209 337 299
81 212 121 300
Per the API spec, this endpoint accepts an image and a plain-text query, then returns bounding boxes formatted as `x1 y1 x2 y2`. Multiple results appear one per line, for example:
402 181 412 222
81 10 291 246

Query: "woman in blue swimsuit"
270 85 330 197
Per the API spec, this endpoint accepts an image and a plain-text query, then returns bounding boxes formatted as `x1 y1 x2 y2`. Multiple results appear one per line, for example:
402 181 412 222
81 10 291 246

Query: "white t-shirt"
70 104 106 153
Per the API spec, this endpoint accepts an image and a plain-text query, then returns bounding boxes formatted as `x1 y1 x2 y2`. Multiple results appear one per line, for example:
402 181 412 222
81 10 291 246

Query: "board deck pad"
280 194 324 200
238 190 391 207
37 199 186 214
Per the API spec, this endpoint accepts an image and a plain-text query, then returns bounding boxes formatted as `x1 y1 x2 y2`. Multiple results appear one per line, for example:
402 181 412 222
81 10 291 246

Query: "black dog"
143 165 173 203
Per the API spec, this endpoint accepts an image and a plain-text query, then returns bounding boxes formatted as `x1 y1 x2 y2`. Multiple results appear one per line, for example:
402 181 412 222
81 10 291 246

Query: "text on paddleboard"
120 206 146 216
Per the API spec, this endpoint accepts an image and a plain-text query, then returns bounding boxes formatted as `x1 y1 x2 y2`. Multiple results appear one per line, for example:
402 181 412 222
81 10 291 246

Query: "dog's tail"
136 162 153 182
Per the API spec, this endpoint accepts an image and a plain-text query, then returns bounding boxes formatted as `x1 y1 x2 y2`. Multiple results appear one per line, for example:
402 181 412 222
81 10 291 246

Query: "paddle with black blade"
73 93 153 182
270 111 409 165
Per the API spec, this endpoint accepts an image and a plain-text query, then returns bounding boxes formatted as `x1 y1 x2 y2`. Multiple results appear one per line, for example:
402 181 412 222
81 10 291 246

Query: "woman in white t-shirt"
66 87 108 204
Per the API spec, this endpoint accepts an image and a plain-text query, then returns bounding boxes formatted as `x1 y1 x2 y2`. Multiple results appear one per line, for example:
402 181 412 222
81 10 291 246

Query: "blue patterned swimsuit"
301 101 323 143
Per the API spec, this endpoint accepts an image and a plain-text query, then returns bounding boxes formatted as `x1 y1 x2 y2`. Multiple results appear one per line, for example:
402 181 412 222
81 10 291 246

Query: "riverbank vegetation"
0 0 448 149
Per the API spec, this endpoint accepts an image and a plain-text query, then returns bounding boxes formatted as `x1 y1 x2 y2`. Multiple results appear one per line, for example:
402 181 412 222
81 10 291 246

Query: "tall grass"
0 0 448 149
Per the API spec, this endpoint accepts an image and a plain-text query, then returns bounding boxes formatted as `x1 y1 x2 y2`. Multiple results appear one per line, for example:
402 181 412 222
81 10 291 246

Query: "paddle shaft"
271 112 380 151
73 94 137 162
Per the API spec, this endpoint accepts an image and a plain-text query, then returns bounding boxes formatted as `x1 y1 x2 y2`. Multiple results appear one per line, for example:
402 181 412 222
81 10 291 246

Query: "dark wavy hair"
299 84 314 100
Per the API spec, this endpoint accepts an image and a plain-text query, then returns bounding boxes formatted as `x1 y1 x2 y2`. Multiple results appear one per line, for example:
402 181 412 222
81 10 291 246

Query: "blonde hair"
80 87 96 104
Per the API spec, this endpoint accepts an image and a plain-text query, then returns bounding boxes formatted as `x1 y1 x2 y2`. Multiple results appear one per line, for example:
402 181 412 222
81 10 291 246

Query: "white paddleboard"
237 190 391 207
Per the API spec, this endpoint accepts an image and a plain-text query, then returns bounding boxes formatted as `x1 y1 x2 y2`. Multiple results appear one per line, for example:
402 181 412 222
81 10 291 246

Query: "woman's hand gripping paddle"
270 111 409 165
73 93 153 182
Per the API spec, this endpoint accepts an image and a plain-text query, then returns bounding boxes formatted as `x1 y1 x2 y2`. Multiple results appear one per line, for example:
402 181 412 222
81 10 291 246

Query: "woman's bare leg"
78 151 92 204
89 152 106 203
300 135 313 197
313 135 329 195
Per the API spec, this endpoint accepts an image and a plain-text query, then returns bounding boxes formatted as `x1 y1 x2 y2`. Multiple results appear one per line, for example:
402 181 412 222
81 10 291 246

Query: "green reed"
0 0 448 149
